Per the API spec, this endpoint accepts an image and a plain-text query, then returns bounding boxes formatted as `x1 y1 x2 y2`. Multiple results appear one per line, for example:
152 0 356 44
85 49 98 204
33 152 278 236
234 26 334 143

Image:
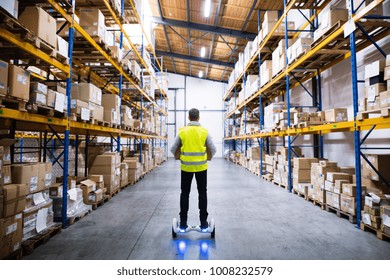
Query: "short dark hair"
189 108 200 121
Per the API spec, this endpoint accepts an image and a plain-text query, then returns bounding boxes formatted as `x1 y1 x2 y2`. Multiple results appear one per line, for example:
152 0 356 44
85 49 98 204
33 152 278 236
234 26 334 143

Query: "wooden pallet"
25 35 55 54
272 180 287 189
91 195 110 210
309 197 326 210
292 189 307 200
0 94 27 111
311 21 345 49
325 205 356 224
297 121 324 128
27 103 61 118
51 49 69 65
109 188 120 198
21 224 62 255
68 210 91 225
357 107 390 121
360 222 390 241
2 248 23 260
262 174 273 182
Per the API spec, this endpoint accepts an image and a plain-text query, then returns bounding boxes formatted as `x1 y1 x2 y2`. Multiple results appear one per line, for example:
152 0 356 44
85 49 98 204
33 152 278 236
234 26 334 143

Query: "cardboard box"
0 196 26 218
362 154 390 182
11 164 39 193
325 108 348 122
264 11 279 22
365 193 390 208
89 175 103 183
79 8 105 38
47 89 56 108
80 179 97 203
89 103 104 121
326 172 351 183
380 91 390 108
0 213 23 259
8 65 30 100
57 35 69 58
340 194 356 215
365 60 386 79
71 83 102 105
123 159 139 169
1 184 28 201
38 162 52 189
326 191 340 209
102 94 120 109
49 184 62 197
342 183 366 197
293 169 311 182
366 83 386 100
70 99 89 115
293 158 319 170
324 180 334 192
338 167 355 175
3 165 12 185
19 6 57 48
334 179 349 194
0 0 18 18
87 189 103 203
29 92 47 105
0 60 9 95
30 82 47 95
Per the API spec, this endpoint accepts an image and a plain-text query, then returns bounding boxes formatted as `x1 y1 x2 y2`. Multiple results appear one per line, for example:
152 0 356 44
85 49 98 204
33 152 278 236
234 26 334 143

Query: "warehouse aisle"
25 159 390 260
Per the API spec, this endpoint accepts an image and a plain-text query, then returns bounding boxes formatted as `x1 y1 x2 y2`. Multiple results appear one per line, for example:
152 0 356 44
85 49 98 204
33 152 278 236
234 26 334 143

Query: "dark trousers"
180 170 208 225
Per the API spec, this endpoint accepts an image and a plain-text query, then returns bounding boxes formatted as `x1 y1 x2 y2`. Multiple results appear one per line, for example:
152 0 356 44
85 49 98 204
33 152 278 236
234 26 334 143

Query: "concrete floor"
25 159 390 260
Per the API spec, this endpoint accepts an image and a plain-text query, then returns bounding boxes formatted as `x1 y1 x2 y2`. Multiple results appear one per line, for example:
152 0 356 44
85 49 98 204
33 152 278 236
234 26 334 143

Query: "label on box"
81 108 90 120
15 213 22 220
17 73 27 85
37 93 46 104
344 19 356 37
55 92 65 112
4 175 11 184
13 243 20 252
363 213 372 225
45 173 52 186
367 88 376 102
33 192 46 206
6 223 17 235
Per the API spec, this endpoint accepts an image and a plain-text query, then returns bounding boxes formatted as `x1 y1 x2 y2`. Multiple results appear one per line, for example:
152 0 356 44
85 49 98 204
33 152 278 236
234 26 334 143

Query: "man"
170 108 217 230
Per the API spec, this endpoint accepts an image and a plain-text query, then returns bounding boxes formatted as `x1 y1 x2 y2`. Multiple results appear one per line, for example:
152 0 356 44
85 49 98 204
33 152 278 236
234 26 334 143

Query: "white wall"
167 73 226 157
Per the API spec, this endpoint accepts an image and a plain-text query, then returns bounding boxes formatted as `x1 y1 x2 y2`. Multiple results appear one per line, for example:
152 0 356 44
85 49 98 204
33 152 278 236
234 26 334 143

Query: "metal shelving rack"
223 0 389 225
0 0 168 227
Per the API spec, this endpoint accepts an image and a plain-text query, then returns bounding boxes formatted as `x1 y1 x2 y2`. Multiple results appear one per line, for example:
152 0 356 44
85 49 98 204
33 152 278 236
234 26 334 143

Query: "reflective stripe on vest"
179 125 208 172
181 152 207 156
180 160 208 165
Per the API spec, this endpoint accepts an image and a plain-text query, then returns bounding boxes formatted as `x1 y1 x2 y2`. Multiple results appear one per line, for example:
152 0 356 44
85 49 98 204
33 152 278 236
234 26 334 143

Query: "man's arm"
170 135 181 155
206 135 217 157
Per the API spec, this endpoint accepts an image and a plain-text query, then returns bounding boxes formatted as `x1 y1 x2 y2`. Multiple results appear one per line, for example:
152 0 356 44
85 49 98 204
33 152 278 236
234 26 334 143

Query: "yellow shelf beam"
224 117 390 140
0 28 70 74
222 0 300 101
0 108 68 126
224 0 386 119
48 1 159 106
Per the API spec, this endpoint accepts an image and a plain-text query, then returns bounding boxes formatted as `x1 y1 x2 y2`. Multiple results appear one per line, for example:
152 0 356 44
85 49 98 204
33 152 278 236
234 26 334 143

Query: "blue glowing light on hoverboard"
202 228 208 232
180 229 186 233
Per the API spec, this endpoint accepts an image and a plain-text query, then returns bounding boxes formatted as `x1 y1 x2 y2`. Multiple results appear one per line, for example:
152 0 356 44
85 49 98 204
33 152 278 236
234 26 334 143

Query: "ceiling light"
200 46 206 57
199 71 204 78
204 0 211 17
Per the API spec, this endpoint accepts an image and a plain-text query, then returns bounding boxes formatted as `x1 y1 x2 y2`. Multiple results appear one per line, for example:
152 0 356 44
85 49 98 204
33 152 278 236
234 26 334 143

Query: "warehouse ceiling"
148 0 285 82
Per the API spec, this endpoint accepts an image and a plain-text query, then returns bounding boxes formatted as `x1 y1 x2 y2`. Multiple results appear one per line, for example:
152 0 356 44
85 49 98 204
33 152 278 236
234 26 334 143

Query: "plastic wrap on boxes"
67 188 92 217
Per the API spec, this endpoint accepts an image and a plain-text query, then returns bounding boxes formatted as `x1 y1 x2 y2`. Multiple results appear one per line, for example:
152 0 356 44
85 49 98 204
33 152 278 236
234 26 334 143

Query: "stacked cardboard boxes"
313 4 348 42
102 94 121 125
123 158 143 184
359 58 387 111
80 179 103 204
8 64 30 101
89 153 121 194
121 105 134 127
325 171 352 210
340 183 366 216
310 160 340 204
273 147 302 187
362 193 390 229
120 163 129 187
29 82 47 106
293 158 319 196
381 205 390 235
361 154 390 194
265 154 274 176
71 83 103 122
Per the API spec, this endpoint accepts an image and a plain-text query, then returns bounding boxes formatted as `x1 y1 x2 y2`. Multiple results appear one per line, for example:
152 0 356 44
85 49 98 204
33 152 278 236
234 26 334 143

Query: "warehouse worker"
170 108 217 231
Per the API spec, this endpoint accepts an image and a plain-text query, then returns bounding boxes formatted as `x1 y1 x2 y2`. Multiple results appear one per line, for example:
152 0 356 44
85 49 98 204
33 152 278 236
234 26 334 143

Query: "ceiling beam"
157 0 176 73
219 0 258 81
155 51 234 68
150 16 257 40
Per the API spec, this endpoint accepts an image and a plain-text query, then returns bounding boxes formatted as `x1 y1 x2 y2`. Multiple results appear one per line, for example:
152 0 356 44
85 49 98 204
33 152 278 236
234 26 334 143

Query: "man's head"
188 108 200 122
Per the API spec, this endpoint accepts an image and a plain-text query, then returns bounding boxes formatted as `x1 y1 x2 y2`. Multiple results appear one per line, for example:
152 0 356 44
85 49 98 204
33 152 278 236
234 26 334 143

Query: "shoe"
200 221 208 230
179 222 188 230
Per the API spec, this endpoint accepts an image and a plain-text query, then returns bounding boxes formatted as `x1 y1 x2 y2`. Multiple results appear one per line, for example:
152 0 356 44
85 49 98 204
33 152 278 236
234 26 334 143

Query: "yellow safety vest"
179 125 208 172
